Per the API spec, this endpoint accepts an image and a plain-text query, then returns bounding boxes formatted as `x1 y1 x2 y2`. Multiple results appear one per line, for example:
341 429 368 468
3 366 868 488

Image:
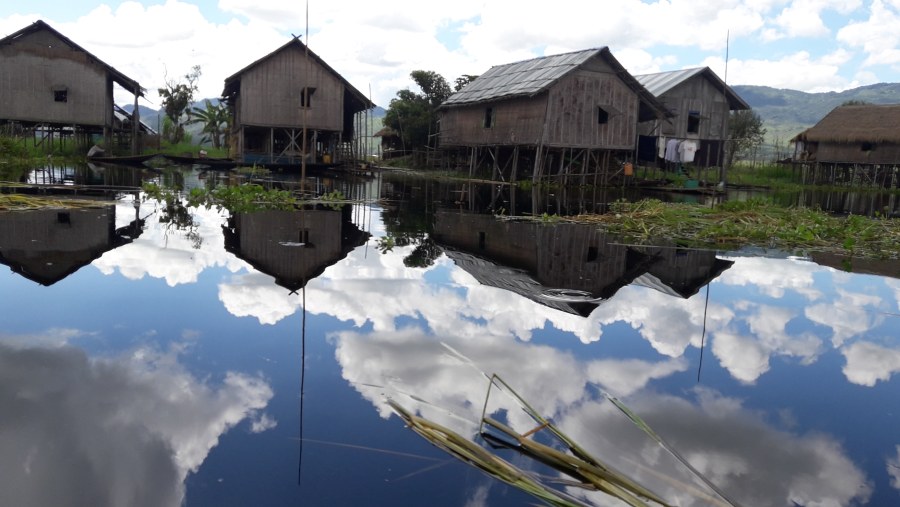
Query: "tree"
454 74 478 92
158 65 201 144
384 70 453 154
727 109 766 168
188 100 230 149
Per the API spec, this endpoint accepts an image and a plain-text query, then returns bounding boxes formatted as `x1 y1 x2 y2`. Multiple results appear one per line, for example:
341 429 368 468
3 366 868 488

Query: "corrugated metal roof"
634 67 750 111
442 48 604 106
634 67 706 97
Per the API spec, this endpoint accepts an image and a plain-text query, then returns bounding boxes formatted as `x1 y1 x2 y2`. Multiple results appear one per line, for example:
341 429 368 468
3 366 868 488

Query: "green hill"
732 82 900 151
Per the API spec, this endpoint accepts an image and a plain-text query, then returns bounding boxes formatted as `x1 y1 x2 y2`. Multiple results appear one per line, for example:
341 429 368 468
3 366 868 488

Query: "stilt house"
438 48 668 183
0 20 146 154
634 67 749 167
221 37 374 167
790 104 900 187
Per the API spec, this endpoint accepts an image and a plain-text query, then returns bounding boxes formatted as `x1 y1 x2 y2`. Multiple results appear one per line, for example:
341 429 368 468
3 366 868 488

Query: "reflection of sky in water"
0 188 898 506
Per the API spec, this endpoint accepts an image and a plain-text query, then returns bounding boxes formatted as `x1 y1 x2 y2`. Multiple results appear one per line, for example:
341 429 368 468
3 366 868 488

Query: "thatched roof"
440 47 669 122
793 104 900 143
373 126 398 137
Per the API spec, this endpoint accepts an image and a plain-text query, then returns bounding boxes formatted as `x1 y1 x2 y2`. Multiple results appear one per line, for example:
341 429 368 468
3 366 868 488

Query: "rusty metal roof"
634 67 750 111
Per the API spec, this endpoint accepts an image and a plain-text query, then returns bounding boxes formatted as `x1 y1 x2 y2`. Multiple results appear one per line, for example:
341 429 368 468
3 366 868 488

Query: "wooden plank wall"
439 96 547 147
0 30 109 126
544 64 639 149
238 45 344 131
643 76 729 140
815 142 900 165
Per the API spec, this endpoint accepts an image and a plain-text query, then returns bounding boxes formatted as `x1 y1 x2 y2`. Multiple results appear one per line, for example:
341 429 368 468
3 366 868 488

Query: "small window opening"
57 212 71 224
483 107 494 128
300 87 316 108
861 142 875 152
597 107 609 125
478 231 486 249
586 246 599 262
299 229 310 243
54 89 67 103
687 111 700 134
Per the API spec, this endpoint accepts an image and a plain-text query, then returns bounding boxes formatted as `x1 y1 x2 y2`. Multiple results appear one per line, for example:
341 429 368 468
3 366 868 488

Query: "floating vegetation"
0 190 113 211
389 374 738 507
555 198 900 259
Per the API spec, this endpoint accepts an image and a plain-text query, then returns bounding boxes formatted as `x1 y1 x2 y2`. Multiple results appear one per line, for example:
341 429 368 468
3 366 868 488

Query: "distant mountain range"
732 82 900 146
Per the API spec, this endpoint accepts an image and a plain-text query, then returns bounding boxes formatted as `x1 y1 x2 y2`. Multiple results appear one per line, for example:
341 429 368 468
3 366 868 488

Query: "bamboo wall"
638 75 728 140
812 142 900 165
439 96 547 147
236 45 344 131
0 30 110 126
227 210 344 287
439 54 640 150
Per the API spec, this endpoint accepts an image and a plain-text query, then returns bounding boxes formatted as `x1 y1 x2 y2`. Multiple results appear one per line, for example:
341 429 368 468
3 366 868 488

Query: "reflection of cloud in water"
712 303 822 384
219 272 302 325
806 289 885 347
94 201 247 286
0 339 274 507
889 446 900 490
332 327 870 507
719 256 823 299
841 341 900 386
563 388 871 507
331 328 682 433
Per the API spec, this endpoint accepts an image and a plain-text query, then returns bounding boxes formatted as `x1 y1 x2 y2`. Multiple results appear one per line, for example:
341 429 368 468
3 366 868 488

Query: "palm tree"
188 100 230 149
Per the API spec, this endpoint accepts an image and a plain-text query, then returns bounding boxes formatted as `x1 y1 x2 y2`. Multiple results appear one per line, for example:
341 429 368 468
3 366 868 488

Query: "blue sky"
3 1 899 108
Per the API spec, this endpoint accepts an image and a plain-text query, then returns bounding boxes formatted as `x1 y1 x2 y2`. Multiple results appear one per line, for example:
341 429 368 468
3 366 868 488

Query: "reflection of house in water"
0 205 143 285
631 246 735 298
434 210 734 315
223 205 369 292
435 211 654 316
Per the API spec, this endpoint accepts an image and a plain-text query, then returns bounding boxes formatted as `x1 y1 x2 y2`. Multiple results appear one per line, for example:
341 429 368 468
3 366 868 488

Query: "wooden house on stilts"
438 48 669 184
791 104 900 188
634 67 749 169
0 20 148 154
222 37 374 168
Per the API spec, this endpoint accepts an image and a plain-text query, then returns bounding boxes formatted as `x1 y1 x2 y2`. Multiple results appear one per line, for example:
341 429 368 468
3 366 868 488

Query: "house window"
687 111 701 134
483 107 494 128
586 246 599 262
597 107 609 125
54 89 68 103
299 229 310 244
300 87 316 108
861 142 875 152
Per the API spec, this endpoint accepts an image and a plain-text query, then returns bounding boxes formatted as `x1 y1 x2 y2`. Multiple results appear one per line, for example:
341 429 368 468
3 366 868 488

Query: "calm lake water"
1 163 898 506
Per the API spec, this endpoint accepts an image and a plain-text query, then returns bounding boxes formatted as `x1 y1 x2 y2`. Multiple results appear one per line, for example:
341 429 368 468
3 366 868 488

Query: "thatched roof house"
222 37 374 167
634 67 749 167
792 104 900 165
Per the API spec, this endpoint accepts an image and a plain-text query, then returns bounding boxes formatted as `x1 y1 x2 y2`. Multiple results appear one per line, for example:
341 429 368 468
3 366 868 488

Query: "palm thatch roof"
792 104 900 143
